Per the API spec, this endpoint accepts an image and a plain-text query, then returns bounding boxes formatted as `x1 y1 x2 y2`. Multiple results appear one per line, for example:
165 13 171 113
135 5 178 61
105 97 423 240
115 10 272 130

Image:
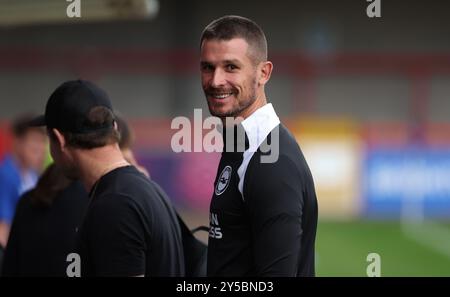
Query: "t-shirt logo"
215 166 232 196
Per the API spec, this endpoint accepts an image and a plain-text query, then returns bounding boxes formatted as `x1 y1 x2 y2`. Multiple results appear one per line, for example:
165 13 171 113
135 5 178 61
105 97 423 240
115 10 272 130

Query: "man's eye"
202 64 214 72
226 64 237 71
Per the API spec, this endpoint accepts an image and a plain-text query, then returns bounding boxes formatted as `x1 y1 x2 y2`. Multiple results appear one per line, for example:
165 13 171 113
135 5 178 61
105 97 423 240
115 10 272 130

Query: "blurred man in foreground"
29 80 184 276
1 115 150 276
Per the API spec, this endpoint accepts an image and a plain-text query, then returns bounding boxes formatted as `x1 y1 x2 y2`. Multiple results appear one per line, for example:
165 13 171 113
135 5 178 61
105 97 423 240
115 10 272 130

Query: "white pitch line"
401 220 450 260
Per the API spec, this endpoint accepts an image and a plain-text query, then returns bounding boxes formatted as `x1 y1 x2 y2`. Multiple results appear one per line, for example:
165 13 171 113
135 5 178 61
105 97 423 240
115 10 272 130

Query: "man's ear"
52 128 66 151
258 61 273 86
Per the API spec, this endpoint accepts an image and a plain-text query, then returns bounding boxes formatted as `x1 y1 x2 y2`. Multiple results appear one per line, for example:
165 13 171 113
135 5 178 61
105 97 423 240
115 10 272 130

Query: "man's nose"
211 68 226 88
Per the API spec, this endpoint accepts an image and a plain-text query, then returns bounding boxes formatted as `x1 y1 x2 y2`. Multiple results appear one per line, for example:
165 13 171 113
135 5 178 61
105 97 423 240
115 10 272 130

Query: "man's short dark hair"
200 15 268 64
49 106 120 149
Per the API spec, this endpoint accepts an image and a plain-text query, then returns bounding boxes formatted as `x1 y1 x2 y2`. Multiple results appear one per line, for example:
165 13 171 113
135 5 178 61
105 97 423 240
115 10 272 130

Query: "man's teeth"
212 93 233 99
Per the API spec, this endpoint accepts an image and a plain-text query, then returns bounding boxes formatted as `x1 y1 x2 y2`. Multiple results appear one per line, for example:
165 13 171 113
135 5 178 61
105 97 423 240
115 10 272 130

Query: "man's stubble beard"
207 76 259 119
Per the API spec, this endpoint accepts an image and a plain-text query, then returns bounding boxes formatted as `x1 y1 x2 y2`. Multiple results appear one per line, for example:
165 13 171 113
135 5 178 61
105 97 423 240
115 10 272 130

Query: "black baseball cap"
29 80 115 134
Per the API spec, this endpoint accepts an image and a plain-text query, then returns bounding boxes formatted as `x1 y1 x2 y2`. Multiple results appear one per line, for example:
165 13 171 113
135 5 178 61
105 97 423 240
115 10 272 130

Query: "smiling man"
200 15 318 276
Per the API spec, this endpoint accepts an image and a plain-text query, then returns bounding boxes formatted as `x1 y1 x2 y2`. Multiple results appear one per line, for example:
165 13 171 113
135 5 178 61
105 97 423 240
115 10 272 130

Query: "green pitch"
316 220 450 276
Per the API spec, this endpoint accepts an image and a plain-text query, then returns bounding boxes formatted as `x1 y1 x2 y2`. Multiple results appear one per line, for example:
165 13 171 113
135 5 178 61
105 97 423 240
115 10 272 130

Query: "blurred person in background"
1 164 88 276
200 16 318 276
0 114 47 248
115 115 150 178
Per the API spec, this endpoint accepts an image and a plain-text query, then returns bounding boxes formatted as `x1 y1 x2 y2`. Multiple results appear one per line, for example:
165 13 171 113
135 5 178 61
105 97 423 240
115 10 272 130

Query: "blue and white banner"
364 149 450 218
